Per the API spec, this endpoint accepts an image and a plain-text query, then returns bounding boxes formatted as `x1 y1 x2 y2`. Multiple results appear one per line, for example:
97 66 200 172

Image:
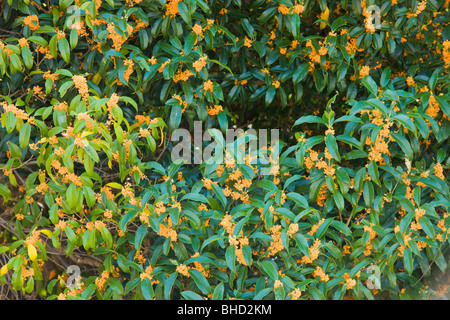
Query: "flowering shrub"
0 0 449 300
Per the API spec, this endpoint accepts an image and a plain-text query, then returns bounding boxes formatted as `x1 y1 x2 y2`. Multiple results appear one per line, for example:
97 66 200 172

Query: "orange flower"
359 66 370 79
23 15 40 31
243 36 252 48
434 163 444 180
278 4 290 15
193 55 208 72
165 0 181 17
406 76 415 87
123 59 134 82
272 80 280 89
203 79 214 92
158 59 171 73
18 38 28 48
192 24 203 37
289 288 302 300
207 104 223 116
312 266 329 282
308 218 325 236
107 22 132 51
426 95 440 118
442 40 450 67
72 75 89 102
176 264 190 277
173 69 193 83
267 225 284 256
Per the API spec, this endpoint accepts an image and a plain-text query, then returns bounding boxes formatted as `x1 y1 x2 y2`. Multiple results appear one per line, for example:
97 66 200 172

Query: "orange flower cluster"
121 183 139 207
442 40 450 67
193 55 208 72
158 59 171 73
123 59 134 83
107 22 133 51
207 104 223 116
18 38 28 48
0 40 13 56
434 163 444 180
28 85 45 101
106 93 120 123
426 95 440 118
24 229 42 247
359 66 370 79
308 218 325 236
43 71 59 84
94 271 110 291
220 214 235 235
23 15 40 31
267 225 284 257
71 20 88 37
52 160 83 187
140 265 157 283
278 4 290 15
289 288 302 300
172 94 188 112
243 36 252 48
344 34 364 55
305 39 327 65
363 223 377 255
126 0 143 6
299 239 321 264
361 0 377 34
77 112 94 130
192 24 204 38
406 76 415 87
135 114 158 126
176 264 190 277
21 266 35 279
406 0 427 18
312 266 329 282
164 0 181 17
203 80 214 92
272 79 281 89
287 223 299 238
273 279 283 289
72 75 89 102
158 221 177 242
316 183 328 207
173 68 193 83
1 102 35 125
411 208 426 231
191 252 210 277
229 236 250 266
360 110 393 164
343 273 356 290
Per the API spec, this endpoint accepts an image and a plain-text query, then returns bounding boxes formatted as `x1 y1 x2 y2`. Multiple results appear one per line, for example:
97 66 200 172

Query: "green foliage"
0 0 449 301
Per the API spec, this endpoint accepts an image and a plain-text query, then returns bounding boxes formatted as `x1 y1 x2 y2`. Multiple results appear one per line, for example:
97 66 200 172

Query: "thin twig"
155 134 170 163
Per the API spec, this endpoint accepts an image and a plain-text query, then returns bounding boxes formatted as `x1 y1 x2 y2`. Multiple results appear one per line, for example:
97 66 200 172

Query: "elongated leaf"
58 37 71 64
391 132 413 161
293 115 325 127
261 260 278 280
325 134 341 162
189 269 212 295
